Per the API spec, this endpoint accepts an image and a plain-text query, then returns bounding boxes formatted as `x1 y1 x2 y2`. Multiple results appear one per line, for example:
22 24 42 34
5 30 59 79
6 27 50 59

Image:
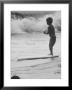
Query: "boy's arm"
43 30 49 34
43 28 49 34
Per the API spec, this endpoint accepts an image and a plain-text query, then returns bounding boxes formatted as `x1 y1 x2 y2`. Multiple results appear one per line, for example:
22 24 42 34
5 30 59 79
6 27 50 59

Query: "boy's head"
46 17 53 25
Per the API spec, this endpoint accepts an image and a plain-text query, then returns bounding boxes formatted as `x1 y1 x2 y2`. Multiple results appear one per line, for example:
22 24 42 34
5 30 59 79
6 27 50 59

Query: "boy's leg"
49 47 53 55
49 38 53 55
49 37 56 55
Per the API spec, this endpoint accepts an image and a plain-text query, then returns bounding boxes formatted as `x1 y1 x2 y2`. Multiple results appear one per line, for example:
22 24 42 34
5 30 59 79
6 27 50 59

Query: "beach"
11 32 61 79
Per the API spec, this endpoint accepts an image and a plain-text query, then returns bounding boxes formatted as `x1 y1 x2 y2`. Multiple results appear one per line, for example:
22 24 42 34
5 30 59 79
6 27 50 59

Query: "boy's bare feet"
48 53 53 56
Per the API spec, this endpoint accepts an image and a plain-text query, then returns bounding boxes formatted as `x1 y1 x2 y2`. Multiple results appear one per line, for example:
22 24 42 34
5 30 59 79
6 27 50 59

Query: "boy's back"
48 25 56 38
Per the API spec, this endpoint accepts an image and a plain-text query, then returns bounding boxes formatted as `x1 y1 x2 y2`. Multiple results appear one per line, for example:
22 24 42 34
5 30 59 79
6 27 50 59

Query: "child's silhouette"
44 17 56 56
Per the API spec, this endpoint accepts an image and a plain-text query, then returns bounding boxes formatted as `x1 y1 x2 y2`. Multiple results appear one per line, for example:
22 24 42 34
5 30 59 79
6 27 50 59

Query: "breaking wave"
11 12 61 34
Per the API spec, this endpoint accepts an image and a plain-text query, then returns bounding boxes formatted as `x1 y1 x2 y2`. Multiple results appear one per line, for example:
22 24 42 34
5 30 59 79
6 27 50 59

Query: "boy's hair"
46 17 53 25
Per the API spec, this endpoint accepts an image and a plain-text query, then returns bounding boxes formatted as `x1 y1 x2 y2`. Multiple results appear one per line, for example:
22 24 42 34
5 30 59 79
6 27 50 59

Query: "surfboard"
18 55 59 61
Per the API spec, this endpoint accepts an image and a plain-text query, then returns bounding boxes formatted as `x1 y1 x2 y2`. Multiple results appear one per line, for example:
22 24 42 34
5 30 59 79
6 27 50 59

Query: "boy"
44 17 56 56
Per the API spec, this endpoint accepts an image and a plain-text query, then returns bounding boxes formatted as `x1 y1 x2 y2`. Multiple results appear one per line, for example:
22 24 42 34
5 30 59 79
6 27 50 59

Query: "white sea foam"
11 12 61 34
